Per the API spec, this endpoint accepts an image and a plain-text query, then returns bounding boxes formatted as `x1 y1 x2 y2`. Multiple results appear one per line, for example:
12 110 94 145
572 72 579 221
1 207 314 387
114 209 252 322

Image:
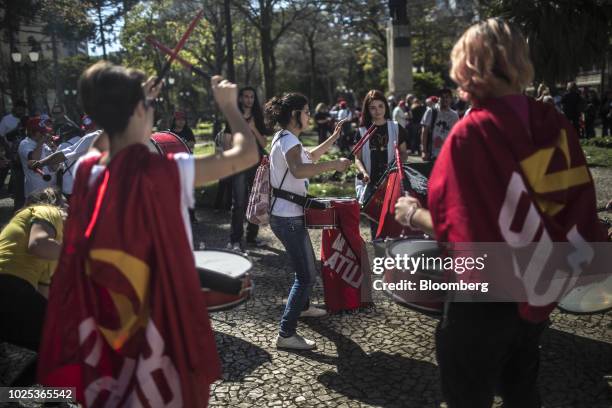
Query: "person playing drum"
37 61 259 406
395 19 606 408
264 93 350 350
353 89 409 238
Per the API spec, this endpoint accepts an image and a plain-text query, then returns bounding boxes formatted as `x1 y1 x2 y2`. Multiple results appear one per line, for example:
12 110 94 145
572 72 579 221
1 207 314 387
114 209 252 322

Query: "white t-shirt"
58 130 101 195
270 130 311 217
421 107 459 158
81 150 195 248
18 137 56 197
0 114 19 138
392 106 406 127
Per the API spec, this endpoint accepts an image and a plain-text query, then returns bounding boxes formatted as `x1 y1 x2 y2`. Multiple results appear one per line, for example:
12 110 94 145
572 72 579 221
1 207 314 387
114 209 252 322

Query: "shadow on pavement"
300 320 442 408
214 332 272 382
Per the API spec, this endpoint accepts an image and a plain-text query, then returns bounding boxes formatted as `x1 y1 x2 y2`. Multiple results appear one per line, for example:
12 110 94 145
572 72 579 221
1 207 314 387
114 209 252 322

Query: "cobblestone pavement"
1 167 611 408
192 209 611 408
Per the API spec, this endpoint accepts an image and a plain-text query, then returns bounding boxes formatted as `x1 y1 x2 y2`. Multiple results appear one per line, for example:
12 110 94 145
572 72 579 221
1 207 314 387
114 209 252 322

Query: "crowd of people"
0 16 608 408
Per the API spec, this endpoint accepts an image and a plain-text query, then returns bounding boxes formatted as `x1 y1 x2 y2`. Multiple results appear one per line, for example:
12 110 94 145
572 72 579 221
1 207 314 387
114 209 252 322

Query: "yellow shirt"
0 205 63 288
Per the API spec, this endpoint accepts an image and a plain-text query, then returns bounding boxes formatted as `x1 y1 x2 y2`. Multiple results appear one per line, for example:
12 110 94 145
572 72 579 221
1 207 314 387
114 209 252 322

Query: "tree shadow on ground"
297 320 443 408
213 332 272 382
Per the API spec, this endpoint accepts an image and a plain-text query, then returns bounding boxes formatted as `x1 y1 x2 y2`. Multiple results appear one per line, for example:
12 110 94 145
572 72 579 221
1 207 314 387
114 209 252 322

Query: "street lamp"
11 52 22 63
168 77 175 85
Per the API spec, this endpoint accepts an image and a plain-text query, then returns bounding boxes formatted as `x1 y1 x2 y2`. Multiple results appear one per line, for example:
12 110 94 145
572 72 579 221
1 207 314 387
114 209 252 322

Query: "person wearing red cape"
37 61 259 407
395 19 607 408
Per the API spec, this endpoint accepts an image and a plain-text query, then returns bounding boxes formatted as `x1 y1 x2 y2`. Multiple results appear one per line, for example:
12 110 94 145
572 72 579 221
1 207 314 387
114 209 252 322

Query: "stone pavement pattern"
193 210 611 408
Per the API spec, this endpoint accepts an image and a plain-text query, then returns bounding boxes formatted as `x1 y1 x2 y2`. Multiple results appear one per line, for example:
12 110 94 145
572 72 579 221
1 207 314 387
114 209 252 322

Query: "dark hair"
78 61 146 137
360 89 390 127
239 87 270 135
24 187 65 208
439 88 453 97
264 93 309 130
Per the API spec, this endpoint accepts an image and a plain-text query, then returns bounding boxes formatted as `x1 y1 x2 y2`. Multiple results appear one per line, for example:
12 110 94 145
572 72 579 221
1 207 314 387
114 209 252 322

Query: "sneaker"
300 306 327 318
226 242 243 252
276 333 316 350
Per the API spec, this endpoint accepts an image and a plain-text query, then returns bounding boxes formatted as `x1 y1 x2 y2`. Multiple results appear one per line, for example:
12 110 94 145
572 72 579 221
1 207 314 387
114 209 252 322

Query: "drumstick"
153 8 204 87
350 124 377 156
146 36 211 79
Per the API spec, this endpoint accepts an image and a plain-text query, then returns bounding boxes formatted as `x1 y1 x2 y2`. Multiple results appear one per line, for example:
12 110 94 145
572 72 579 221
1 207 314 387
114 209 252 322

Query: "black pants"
9 165 24 212
214 177 232 210
230 165 259 244
0 274 46 351
436 302 547 408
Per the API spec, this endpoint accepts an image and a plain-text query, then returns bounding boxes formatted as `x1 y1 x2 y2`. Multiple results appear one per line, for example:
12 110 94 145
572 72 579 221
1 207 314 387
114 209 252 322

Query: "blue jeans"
270 215 317 337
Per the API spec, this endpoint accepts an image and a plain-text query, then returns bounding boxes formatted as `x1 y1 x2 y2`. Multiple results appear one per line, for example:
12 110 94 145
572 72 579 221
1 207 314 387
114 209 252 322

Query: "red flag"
38 144 221 407
321 200 371 312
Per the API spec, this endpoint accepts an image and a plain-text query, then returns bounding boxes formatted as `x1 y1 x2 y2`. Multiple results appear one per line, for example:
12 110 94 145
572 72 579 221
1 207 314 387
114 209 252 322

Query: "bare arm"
309 119 346 162
285 145 349 179
194 76 258 187
27 221 62 260
354 150 369 183
395 196 435 237
421 126 430 159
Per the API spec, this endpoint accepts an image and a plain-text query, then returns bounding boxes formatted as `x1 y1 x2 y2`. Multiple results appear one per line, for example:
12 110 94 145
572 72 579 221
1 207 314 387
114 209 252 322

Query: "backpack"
246 132 289 225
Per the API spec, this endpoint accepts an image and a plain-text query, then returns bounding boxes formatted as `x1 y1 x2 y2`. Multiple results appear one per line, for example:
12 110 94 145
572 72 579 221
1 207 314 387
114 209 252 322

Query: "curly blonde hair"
450 18 534 99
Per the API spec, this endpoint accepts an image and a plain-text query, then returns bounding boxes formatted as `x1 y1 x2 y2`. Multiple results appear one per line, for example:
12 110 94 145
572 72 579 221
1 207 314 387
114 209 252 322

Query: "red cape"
428 98 606 322
38 144 220 406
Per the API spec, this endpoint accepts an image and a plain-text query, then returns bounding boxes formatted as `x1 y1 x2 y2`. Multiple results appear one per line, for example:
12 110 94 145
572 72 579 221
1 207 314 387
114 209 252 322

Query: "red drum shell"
148 131 191 156
194 250 254 312
304 198 358 229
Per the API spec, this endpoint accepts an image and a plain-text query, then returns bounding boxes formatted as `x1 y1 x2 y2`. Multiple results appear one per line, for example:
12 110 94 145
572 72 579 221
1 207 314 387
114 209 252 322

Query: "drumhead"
388 239 441 258
194 250 252 279
148 131 190 155
558 275 612 314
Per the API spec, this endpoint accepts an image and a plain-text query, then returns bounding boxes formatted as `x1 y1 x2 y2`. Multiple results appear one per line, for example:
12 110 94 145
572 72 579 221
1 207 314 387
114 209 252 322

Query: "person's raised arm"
285 144 350 179
309 119 347 161
194 76 258 187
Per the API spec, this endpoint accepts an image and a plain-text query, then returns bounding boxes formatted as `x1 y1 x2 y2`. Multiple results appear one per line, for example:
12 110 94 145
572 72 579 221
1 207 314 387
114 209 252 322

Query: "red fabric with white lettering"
428 97 606 322
321 200 370 312
38 144 221 407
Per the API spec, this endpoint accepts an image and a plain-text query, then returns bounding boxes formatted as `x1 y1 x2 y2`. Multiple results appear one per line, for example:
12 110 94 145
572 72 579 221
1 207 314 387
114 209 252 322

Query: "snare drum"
148 131 191 155
194 250 253 312
362 182 386 223
382 239 445 315
557 275 612 315
304 198 357 229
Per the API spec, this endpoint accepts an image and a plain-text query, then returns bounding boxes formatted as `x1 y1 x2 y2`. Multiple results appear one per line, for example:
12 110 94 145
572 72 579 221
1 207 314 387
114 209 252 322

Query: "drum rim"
205 281 254 312
193 248 253 275
149 130 191 154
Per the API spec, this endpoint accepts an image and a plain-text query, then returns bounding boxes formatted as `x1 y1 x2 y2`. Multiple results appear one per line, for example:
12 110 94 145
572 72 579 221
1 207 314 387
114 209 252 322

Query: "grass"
582 145 612 168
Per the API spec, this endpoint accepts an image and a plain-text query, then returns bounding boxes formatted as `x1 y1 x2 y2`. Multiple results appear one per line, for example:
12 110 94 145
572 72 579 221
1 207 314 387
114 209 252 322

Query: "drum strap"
271 187 326 209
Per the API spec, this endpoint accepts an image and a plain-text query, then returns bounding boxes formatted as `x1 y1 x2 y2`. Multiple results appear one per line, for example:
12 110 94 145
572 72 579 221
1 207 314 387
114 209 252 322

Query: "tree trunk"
96 3 107 59
307 34 316 101
260 27 274 99
50 28 62 106
224 0 235 82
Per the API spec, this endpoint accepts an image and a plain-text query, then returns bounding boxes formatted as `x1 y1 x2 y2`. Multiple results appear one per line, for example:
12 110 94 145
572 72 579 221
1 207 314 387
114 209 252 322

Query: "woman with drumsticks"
353 89 409 238
395 19 606 408
265 93 351 350
37 61 258 406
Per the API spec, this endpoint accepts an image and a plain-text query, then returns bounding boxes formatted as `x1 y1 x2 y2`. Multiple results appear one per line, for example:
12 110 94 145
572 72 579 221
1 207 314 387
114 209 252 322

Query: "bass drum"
148 131 191 156
378 238 446 316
